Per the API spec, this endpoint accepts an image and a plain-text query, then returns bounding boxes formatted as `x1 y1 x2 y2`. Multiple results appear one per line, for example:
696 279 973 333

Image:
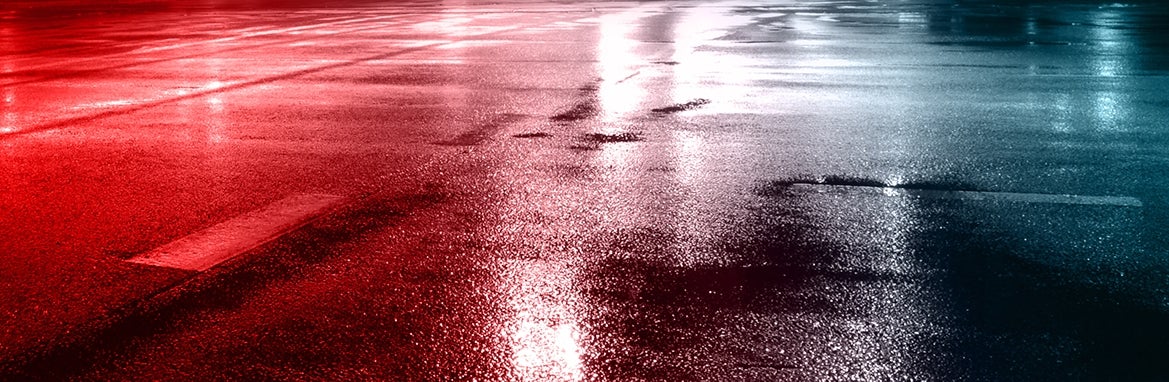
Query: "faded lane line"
5 14 402 74
128 15 401 54
789 183 1143 207
0 14 553 138
2 21 414 88
127 194 346 271
0 40 445 138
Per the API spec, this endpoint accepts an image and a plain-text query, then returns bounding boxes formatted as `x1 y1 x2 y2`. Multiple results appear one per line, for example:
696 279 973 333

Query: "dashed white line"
126 194 347 271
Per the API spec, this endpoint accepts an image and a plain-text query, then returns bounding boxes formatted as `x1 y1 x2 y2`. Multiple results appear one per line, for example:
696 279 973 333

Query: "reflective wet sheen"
2 0 1168 380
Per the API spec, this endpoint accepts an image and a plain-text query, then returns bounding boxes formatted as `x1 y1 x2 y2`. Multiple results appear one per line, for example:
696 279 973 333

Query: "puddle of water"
549 102 598 122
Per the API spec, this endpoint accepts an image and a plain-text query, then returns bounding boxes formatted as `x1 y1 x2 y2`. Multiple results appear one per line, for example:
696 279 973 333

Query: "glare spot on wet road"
501 259 586 381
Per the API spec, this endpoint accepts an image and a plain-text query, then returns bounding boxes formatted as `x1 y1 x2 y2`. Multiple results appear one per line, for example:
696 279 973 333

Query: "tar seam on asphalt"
580 132 644 143
512 132 553 138
651 98 711 113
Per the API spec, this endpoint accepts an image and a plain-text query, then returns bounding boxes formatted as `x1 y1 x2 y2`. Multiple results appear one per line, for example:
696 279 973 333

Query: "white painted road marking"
127 194 347 271
789 183 1143 207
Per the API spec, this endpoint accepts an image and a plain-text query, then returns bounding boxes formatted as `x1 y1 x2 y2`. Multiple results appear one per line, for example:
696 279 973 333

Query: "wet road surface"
2 0 1169 380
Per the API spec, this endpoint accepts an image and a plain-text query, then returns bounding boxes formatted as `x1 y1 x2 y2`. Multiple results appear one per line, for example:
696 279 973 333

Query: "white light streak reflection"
2 31 16 134
597 10 645 122
206 96 226 144
502 260 586 382
673 130 703 185
792 189 935 379
1090 10 1130 78
1051 93 1072 132
1087 9 1134 132
2 87 15 135
669 7 761 114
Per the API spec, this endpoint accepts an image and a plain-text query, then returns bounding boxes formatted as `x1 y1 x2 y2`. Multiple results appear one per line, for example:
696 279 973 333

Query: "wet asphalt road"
2 0 1169 380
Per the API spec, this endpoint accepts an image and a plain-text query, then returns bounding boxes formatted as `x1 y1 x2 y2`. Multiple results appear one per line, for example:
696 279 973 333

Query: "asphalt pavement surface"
2 0 1168 380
